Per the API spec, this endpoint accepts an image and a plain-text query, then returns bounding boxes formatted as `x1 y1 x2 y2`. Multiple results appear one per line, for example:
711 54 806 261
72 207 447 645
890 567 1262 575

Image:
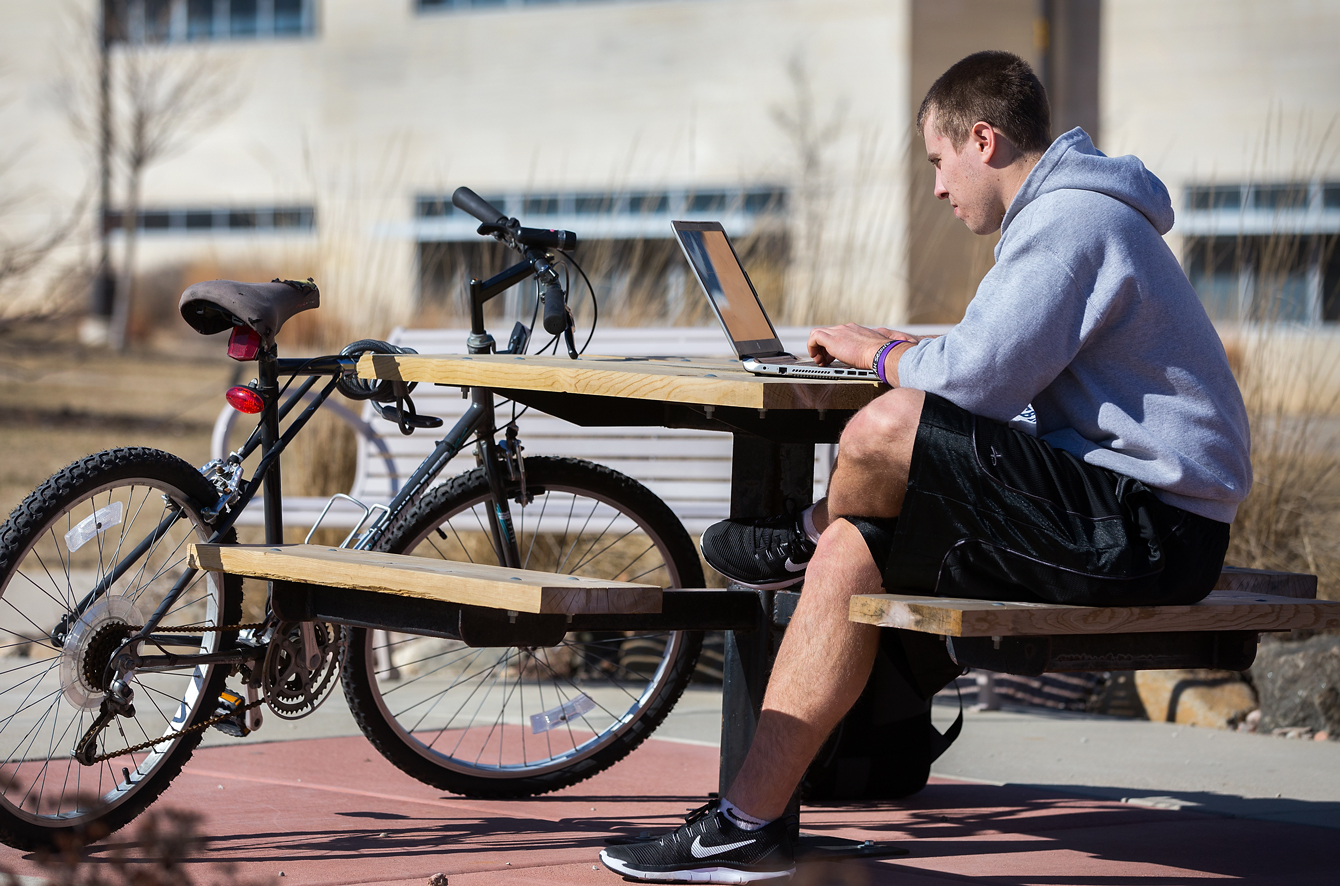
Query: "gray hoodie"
897 128 1252 523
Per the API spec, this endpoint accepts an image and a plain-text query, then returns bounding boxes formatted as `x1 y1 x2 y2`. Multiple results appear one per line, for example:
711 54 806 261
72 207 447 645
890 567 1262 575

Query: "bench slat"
1214 565 1318 599
190 543 661 615
848 585 1340 637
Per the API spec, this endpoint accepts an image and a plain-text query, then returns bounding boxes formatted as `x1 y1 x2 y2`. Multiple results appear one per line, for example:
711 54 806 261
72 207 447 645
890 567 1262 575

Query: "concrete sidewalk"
1 685 1334 885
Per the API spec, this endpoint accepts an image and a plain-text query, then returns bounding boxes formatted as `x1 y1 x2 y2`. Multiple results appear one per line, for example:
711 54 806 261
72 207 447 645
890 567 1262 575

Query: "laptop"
671 220 877 380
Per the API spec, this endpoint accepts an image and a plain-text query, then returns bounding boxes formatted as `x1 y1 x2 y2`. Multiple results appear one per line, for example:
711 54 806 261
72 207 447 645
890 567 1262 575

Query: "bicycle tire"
341 456 705 798
0 448 242 849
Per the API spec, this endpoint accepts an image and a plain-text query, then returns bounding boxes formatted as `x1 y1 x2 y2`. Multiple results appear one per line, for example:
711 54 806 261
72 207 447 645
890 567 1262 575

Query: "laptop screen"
672 221 784 357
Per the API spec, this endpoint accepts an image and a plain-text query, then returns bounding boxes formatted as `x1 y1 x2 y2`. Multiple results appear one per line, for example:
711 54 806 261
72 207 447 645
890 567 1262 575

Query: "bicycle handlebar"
455 183 583 349
542 279 568 335
452 186 506 224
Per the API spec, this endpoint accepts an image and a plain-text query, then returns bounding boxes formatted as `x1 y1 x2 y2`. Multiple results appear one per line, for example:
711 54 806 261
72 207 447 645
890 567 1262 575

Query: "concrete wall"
1102 0 1340 245
904 0 1038 324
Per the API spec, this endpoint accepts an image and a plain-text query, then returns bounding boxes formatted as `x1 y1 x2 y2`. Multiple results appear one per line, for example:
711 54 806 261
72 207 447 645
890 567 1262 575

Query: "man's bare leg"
724 388 925 820
723 520 882 819
806 388 924 537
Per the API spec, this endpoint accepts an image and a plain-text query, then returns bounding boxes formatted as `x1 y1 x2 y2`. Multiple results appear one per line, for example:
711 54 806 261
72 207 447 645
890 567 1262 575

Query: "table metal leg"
718 435 812 798
717 434 911 863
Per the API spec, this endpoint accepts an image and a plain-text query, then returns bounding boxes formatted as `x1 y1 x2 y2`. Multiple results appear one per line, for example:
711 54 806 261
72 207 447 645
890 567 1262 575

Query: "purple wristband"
873 340 910 385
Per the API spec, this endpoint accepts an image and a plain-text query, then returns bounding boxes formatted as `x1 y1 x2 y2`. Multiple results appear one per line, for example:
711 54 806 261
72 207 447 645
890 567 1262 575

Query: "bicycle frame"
99 253 547 682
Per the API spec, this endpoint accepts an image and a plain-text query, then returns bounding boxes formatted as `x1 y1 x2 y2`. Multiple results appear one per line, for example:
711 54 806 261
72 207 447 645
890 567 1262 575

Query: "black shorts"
844 392 1230 607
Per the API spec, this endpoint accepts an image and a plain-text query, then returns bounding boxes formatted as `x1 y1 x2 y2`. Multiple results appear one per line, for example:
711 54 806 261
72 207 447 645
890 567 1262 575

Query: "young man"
600 50 1251 883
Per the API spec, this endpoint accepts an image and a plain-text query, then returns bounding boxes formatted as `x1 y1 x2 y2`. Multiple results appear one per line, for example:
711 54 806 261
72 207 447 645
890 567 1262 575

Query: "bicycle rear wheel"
341 456 704 797
0 448 242 849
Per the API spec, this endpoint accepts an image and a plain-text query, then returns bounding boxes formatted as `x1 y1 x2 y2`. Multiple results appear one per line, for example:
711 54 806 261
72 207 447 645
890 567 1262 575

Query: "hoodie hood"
1001 127 1175 241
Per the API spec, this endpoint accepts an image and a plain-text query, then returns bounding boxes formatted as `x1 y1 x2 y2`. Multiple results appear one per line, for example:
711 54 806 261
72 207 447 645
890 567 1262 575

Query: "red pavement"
0 734 1332 885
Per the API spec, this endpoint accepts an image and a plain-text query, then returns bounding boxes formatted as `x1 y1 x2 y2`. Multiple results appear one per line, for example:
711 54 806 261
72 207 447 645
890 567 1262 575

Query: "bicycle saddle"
178 278 320 344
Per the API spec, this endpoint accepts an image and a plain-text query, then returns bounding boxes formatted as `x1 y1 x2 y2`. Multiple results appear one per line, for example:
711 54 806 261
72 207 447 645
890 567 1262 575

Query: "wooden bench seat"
846 566 1339 675
189 543 661 615
187 542 762 647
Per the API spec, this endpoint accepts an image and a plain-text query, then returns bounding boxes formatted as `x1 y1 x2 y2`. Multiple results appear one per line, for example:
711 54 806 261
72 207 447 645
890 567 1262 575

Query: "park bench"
213 326 964 536
845 566 1339 675
190 539 1339 672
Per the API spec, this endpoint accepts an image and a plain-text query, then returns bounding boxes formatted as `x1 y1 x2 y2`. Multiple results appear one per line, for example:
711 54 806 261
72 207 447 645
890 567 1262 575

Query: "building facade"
0 0 1336 341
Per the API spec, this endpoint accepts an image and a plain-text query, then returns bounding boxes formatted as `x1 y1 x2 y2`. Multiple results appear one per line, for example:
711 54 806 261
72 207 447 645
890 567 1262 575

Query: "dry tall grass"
1225 326 1340 600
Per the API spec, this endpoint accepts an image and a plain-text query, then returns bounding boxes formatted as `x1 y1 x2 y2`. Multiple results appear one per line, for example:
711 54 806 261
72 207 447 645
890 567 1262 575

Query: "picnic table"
192 350 1340 844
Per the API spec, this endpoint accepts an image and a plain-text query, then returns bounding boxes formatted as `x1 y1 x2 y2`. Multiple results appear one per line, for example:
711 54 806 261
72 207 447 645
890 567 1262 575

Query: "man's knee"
804 519 882 606
838 388 924 465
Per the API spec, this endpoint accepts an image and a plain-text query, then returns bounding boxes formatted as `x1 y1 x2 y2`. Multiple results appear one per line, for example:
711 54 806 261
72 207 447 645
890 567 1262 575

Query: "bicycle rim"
352 458 701 789
0 452 235 838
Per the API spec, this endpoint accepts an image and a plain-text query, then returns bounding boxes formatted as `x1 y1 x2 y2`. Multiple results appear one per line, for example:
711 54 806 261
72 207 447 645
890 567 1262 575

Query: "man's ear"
971 121 996 163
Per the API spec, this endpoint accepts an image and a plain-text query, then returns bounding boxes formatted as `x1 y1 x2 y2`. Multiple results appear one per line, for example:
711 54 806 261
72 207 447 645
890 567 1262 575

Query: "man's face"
922 109 999 235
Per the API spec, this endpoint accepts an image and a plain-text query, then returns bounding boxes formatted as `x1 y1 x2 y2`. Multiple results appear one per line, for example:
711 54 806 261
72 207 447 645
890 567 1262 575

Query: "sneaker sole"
599 850 795 883
723 575 806 590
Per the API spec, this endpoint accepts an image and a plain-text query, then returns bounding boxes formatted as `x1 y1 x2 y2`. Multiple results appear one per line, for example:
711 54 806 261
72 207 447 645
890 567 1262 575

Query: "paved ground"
1 684 1336 885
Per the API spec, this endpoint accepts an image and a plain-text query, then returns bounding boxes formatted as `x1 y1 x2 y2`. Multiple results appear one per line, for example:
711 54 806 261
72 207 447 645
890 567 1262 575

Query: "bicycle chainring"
262 621 345 719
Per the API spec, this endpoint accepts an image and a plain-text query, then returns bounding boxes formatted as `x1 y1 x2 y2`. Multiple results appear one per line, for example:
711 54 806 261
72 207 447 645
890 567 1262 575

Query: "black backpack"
802 629 965 801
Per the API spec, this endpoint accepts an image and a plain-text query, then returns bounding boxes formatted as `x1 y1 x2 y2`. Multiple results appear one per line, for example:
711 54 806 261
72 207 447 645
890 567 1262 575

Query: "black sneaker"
599 800 796 883
699 510 816 589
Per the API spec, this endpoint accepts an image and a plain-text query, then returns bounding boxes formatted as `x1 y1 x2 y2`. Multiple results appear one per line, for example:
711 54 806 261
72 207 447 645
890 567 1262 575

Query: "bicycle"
0 188 705 850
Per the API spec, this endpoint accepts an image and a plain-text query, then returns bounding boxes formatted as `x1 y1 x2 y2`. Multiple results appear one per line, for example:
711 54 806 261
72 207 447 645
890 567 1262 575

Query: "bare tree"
60 1 242 349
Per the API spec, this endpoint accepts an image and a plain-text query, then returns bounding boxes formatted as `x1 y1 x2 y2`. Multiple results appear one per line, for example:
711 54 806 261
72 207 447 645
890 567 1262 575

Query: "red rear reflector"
226 386 266 414
227 326 262 361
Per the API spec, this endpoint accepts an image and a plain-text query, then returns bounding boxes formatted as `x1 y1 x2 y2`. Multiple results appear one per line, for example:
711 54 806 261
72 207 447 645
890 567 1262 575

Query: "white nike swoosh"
690 835 756 858
782 558 807 573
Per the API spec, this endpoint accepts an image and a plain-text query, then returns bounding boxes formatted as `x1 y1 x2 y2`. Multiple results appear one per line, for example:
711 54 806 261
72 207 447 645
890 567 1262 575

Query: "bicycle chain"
83 621 270 763
86 697 268 764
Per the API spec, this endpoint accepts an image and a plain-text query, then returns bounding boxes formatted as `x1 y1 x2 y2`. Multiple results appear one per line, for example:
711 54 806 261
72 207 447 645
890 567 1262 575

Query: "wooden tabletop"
357 352 885 411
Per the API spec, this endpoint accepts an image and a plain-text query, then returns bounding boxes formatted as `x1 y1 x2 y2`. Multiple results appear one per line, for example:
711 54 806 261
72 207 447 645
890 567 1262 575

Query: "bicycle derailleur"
69 613 344 765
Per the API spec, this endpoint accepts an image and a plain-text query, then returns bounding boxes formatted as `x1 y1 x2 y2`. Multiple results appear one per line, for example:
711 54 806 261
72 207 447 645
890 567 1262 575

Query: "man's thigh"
847 393 1229 606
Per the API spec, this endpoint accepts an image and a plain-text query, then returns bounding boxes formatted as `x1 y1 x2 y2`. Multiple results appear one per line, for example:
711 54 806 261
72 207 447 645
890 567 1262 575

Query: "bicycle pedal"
212 690 251 738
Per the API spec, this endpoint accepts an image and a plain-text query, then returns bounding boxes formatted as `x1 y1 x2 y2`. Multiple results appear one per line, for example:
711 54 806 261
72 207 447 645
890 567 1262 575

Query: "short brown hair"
916 51 1051 156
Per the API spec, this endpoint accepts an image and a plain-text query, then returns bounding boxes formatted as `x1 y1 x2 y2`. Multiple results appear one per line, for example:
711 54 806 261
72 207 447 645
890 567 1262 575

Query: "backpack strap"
928 678 964 762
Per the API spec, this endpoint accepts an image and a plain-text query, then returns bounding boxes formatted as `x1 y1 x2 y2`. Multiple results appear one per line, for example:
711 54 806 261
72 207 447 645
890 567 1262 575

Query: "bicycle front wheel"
341 456 704 798
0 448 242 849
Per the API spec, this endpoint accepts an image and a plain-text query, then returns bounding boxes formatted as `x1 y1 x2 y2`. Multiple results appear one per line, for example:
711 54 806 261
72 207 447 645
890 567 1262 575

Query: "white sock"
720 798 772 831
800 503 821 544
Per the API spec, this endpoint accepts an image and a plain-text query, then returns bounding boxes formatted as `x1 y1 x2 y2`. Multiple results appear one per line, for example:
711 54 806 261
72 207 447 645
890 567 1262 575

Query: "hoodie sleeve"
897 214 1097 422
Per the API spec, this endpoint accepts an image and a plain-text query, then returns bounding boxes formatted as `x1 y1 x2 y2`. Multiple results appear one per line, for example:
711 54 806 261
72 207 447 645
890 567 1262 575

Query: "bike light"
226 386 266 414
227 326 262 361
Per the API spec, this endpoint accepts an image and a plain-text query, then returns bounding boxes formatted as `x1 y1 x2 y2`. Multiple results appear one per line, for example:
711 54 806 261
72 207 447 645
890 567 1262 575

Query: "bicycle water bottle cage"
178 278 319 348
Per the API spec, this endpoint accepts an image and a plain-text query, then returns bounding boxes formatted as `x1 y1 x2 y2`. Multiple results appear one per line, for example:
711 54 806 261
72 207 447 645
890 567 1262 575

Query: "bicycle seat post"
257 345 284 545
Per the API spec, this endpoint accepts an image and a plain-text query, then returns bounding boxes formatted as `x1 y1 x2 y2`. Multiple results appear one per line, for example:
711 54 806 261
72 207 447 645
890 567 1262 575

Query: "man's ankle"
720 797 773 831
803 499 830 541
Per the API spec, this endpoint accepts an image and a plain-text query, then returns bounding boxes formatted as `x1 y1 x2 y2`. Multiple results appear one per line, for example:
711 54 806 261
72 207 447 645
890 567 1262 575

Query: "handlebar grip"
542 280 568 335
516 227 578 250
452 186 506 224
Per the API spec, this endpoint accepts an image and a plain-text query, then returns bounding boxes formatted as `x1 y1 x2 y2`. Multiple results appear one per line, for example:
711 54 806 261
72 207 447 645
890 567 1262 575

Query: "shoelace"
682 799 720 824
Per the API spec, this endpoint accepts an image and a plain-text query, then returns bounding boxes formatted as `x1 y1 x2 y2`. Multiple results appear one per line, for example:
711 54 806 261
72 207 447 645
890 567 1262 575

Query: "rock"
1133 669 1257 728
1251 635 1340 735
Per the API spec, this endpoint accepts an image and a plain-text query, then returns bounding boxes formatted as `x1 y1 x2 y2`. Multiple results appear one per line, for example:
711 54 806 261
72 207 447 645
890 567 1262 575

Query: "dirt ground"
0 320 240 518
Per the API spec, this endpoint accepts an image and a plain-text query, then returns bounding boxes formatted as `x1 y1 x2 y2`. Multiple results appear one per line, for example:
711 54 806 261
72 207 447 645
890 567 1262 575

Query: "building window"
108 0 315 44
105 205 316 234
1181 181 1340 324
415 185 789 325
413 186 786 237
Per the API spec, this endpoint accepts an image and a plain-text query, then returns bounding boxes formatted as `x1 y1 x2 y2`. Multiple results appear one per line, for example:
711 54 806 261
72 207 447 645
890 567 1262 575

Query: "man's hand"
807 324 923 374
